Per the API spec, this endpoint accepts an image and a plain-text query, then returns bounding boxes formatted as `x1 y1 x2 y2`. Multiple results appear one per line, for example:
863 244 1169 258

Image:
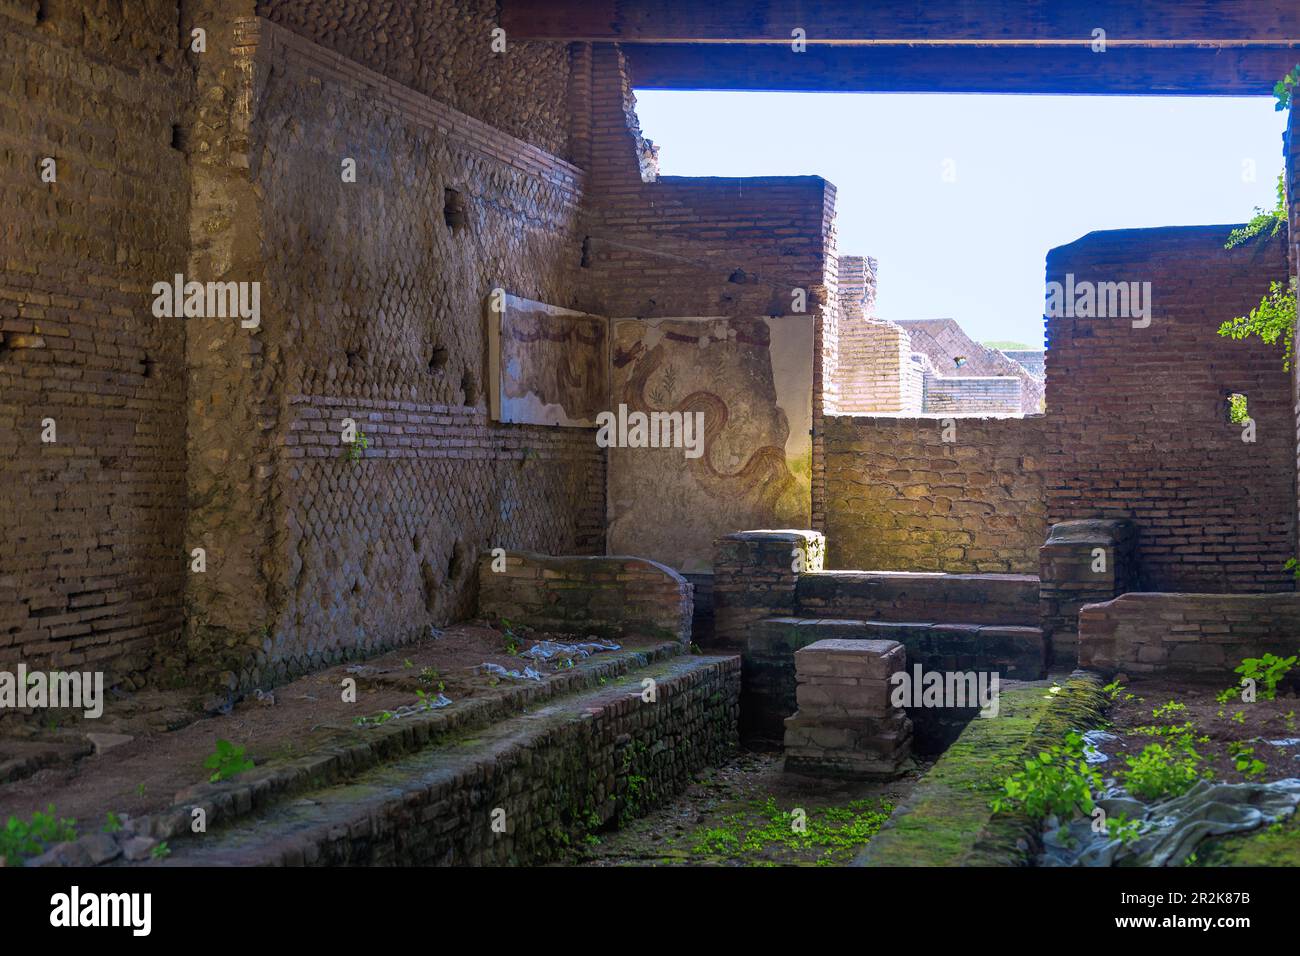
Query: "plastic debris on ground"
477 662 544 682
1081 729 1118 764
521 640 621 665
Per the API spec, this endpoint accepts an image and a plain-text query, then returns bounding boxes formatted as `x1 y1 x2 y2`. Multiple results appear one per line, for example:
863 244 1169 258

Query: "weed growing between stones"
689 796 894 866
0 805 77 864
203 738 254 783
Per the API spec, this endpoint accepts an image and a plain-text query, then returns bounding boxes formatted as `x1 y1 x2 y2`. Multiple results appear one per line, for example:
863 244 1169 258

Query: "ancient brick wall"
255 0 573 157
476 551 693 643
1079 592 1300 674
823 414 1047 572
177 19 604 689
899 318 1043 414
1045 226 1296 592
836 317 916 413
922 375 1022 414
0 3 192 686
577 44 838 534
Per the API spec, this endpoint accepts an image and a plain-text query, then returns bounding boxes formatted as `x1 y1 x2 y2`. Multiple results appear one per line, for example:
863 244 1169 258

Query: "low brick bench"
783 639 912 779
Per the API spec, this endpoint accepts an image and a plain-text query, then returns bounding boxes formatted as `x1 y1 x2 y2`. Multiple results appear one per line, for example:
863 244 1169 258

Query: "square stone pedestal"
782 638 912 779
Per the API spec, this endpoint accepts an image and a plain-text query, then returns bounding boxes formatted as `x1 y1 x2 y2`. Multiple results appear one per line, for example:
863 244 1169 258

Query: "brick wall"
823 415 1047 572
899 318 1043 414
171 19 606 690
477 551 692 643
256 0 573 157
577 44 836 534
923 375 1023 414
1003 349 1046 377
1045 226 1296 592
836 317 917 413
0 3 192 686
1079 592 1300 674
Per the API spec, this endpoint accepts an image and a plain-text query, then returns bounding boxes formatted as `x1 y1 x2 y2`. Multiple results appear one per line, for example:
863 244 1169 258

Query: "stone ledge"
26 642 685 867
151 655 741 866
853 672 1106 867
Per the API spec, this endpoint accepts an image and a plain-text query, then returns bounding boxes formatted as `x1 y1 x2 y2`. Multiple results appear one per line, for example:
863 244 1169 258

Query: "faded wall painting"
488 294 608 427
607 316 814 571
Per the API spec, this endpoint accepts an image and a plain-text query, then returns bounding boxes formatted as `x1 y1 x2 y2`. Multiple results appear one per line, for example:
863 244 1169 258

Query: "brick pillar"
1039 519 1138 667
711 530 825 652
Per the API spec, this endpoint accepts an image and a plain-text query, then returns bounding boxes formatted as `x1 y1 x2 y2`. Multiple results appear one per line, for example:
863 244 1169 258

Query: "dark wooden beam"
502 1 1300 44
621 42 1300 94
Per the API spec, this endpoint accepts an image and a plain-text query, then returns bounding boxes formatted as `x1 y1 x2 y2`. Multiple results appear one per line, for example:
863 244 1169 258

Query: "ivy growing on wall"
1219 172 1295 370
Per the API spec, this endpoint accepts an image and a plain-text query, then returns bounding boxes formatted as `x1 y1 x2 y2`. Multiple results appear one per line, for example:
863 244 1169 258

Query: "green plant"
151 841 171 860
1215 687 1238 705
1152 700 1186 720
1121 730 1207 801
689 796 894 864
499 617 521 656
354 710 396 727
0 806 77 864
203 739 254 783
1235 652 1298 701
415 689 446 711
1228 392 1249 424
1102 680 1126 702
991 732 1101 820
416 666 442 688
1131 720 1200 740
1228 742 1268 778
1106 814 1145 847
1218 278 1297 372
1226 173 1288 249
1275 63 1300 110
102 812 123 835
342 427 370 463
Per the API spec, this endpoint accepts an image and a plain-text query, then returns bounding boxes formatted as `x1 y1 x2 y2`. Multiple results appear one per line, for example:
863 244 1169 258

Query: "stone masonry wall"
477 551 693 643
824 414 1047 572
175 19 604 690
1046 226 1295 592
1079 592 1300 675
0 2 192 686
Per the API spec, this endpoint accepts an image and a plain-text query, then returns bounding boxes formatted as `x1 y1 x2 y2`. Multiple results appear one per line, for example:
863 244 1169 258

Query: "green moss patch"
856 674 1107 867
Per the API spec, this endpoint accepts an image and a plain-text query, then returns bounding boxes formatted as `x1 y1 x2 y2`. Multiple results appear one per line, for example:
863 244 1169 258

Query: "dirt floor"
558 750 930 866
0 622 645 830
1100 672 1300 785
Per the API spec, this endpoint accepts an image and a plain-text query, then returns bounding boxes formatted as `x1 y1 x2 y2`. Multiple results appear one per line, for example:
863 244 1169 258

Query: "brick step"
755 617 1045 680
796 570 1040 627
141 654 740 867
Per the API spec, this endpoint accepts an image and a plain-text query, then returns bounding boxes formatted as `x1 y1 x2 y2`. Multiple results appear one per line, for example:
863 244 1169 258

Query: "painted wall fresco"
489 294 608 427
607 316 814 571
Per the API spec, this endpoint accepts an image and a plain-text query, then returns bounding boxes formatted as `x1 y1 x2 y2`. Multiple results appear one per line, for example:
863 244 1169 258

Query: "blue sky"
633 91 1288 347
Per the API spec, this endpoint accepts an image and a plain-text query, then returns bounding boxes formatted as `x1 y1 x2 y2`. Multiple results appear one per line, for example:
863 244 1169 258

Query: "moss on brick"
855 673 1107 867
